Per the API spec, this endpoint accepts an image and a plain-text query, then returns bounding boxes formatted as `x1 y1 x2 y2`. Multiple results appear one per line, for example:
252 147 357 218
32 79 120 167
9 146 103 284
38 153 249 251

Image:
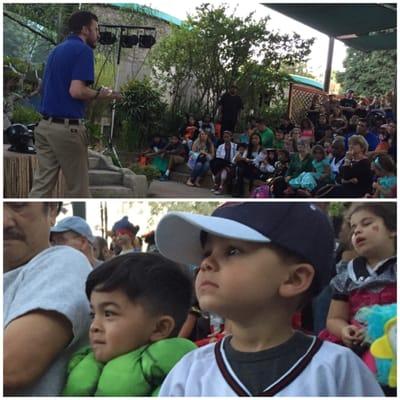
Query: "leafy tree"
147 201 221 226
4 4 79 43
336 49 396 95
116 78 167 150
149 3 314 120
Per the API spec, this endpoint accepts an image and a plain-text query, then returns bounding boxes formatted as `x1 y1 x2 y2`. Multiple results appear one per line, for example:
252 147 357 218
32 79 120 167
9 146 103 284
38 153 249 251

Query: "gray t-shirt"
4 246 92 395
224 331 314 395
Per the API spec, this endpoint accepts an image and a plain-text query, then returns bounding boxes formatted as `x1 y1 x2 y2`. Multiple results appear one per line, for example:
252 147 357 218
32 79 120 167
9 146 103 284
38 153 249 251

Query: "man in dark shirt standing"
339 89 357 121
218 84 243 134
29 11 121 198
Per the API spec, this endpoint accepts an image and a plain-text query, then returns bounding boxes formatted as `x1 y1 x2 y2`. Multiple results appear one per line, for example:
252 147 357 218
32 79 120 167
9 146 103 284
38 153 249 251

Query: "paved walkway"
148 180 231 198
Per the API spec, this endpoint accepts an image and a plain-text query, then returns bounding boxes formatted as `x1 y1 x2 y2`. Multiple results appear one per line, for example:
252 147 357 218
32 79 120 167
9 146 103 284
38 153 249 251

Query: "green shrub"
130 163 161 183
116 78 167 150
85 121 102 143
11 104 41 124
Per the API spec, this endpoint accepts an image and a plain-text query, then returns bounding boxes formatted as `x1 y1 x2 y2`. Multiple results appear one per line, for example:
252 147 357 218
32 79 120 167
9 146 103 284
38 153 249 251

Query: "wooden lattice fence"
288 83 326 124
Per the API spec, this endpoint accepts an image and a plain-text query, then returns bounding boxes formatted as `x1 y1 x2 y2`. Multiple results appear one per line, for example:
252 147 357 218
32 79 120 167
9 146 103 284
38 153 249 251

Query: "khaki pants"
29 119 91 198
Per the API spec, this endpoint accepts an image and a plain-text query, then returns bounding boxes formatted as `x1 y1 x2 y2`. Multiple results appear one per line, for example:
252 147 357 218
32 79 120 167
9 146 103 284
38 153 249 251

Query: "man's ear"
279 263 315 299
149 315 176 342
47 204 58 227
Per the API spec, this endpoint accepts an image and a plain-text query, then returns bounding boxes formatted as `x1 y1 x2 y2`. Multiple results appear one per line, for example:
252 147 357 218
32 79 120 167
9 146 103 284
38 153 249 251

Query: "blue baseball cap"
50 216 95 244
156 202 335 295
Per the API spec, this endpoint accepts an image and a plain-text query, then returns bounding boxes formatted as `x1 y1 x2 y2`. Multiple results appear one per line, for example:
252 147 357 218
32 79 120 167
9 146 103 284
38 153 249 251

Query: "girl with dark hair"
319 203 396 395
370 154 396 198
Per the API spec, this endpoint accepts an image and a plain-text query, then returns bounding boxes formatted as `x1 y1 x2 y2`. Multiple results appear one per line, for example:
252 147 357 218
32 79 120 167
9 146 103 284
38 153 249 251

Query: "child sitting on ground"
62 253 196 396
319 203 396 395
155 202 384 396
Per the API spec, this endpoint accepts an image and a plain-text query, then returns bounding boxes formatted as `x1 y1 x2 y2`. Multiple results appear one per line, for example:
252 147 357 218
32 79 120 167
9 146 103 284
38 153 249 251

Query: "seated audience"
232 133 263 196
186 130 215 187
50 216 102 268
256 118 274 148
210 130 237 195
4 202 91 395
369 154 396 198
329 138 346 183
299 117 315 144
93 236 112 262
159 135 188 181
319 135 373 198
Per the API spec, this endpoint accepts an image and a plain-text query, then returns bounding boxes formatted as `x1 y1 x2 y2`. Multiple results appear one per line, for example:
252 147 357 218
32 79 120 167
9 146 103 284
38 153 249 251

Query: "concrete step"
169 171 214 188
89 156 100 170
90 185 135 198
88 155 115 170
89 170 123 186
148 180 231 198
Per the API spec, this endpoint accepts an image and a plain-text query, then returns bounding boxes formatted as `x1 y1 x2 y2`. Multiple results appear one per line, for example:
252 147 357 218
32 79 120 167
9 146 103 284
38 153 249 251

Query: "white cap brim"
155 212 270 266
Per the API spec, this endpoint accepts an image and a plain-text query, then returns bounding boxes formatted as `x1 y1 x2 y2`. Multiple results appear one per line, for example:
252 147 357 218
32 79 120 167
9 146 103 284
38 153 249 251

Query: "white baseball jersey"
159 336 384 396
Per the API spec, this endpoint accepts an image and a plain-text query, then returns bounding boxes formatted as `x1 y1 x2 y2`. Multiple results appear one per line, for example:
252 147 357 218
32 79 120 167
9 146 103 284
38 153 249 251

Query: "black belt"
42 116 82 125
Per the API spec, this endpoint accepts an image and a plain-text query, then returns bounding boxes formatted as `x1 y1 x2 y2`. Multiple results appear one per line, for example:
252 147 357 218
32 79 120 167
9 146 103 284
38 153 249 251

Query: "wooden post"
324 36 335 93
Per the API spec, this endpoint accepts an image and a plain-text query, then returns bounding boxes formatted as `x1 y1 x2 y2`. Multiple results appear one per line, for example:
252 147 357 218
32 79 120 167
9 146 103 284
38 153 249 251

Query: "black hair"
248 133 262 157
93 236 109 261
358 118 368 126
86 253 192 336
143 231 155 245
277 149 290 160
372 154 396 174
43 202 63 215
68 11 98 34
346 202 396 233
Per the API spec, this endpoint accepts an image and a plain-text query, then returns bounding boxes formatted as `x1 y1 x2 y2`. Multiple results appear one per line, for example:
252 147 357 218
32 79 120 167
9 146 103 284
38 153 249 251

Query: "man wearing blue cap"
155 202 383 396
51 216 101 268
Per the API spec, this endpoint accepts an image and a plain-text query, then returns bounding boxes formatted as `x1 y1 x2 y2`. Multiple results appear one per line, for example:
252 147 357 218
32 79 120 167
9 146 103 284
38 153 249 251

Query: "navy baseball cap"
50 216 95 244
156 202 335 295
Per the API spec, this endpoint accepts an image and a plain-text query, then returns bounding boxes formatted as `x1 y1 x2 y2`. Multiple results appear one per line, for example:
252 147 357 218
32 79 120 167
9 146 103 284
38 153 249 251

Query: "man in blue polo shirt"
29 11 121 198
344 118 379 152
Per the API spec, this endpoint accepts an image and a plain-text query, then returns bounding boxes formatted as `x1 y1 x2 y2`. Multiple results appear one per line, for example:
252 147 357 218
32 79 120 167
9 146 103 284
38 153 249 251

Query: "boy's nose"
89 319 101 333
199 256 218 272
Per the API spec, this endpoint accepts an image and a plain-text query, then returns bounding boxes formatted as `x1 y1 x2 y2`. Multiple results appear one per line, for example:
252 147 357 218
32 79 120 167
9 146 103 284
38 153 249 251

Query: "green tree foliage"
336 49 396 95
4 4 79 43
150 3 314 119
116 78 167 149
147 201 221 226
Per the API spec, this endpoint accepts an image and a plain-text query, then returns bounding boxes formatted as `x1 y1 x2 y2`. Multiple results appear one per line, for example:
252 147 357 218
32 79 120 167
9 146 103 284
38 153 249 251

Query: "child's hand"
341 325 364 347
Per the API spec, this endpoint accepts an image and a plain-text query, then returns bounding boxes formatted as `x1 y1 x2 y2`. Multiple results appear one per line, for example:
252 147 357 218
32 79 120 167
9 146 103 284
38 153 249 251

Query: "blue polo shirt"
40 35 94 119
344 131 379 151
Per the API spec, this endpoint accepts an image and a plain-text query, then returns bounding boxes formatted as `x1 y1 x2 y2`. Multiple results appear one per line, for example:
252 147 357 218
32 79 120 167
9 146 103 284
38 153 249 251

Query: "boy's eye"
89 311 95 319
104 310 116 317
227 247 241 256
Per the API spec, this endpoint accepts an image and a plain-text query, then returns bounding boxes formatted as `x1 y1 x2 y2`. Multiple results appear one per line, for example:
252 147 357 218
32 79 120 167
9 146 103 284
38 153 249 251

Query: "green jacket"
259 128 274 148
62 338 197 396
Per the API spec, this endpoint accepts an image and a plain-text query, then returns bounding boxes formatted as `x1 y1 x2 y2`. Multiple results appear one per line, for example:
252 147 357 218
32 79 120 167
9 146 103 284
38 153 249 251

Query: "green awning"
339 30 396 52
263 3 396 52
289 74 323 90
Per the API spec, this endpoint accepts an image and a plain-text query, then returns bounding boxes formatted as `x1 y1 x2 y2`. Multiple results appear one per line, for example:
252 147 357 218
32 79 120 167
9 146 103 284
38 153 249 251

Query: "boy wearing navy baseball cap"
155 202 383 396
